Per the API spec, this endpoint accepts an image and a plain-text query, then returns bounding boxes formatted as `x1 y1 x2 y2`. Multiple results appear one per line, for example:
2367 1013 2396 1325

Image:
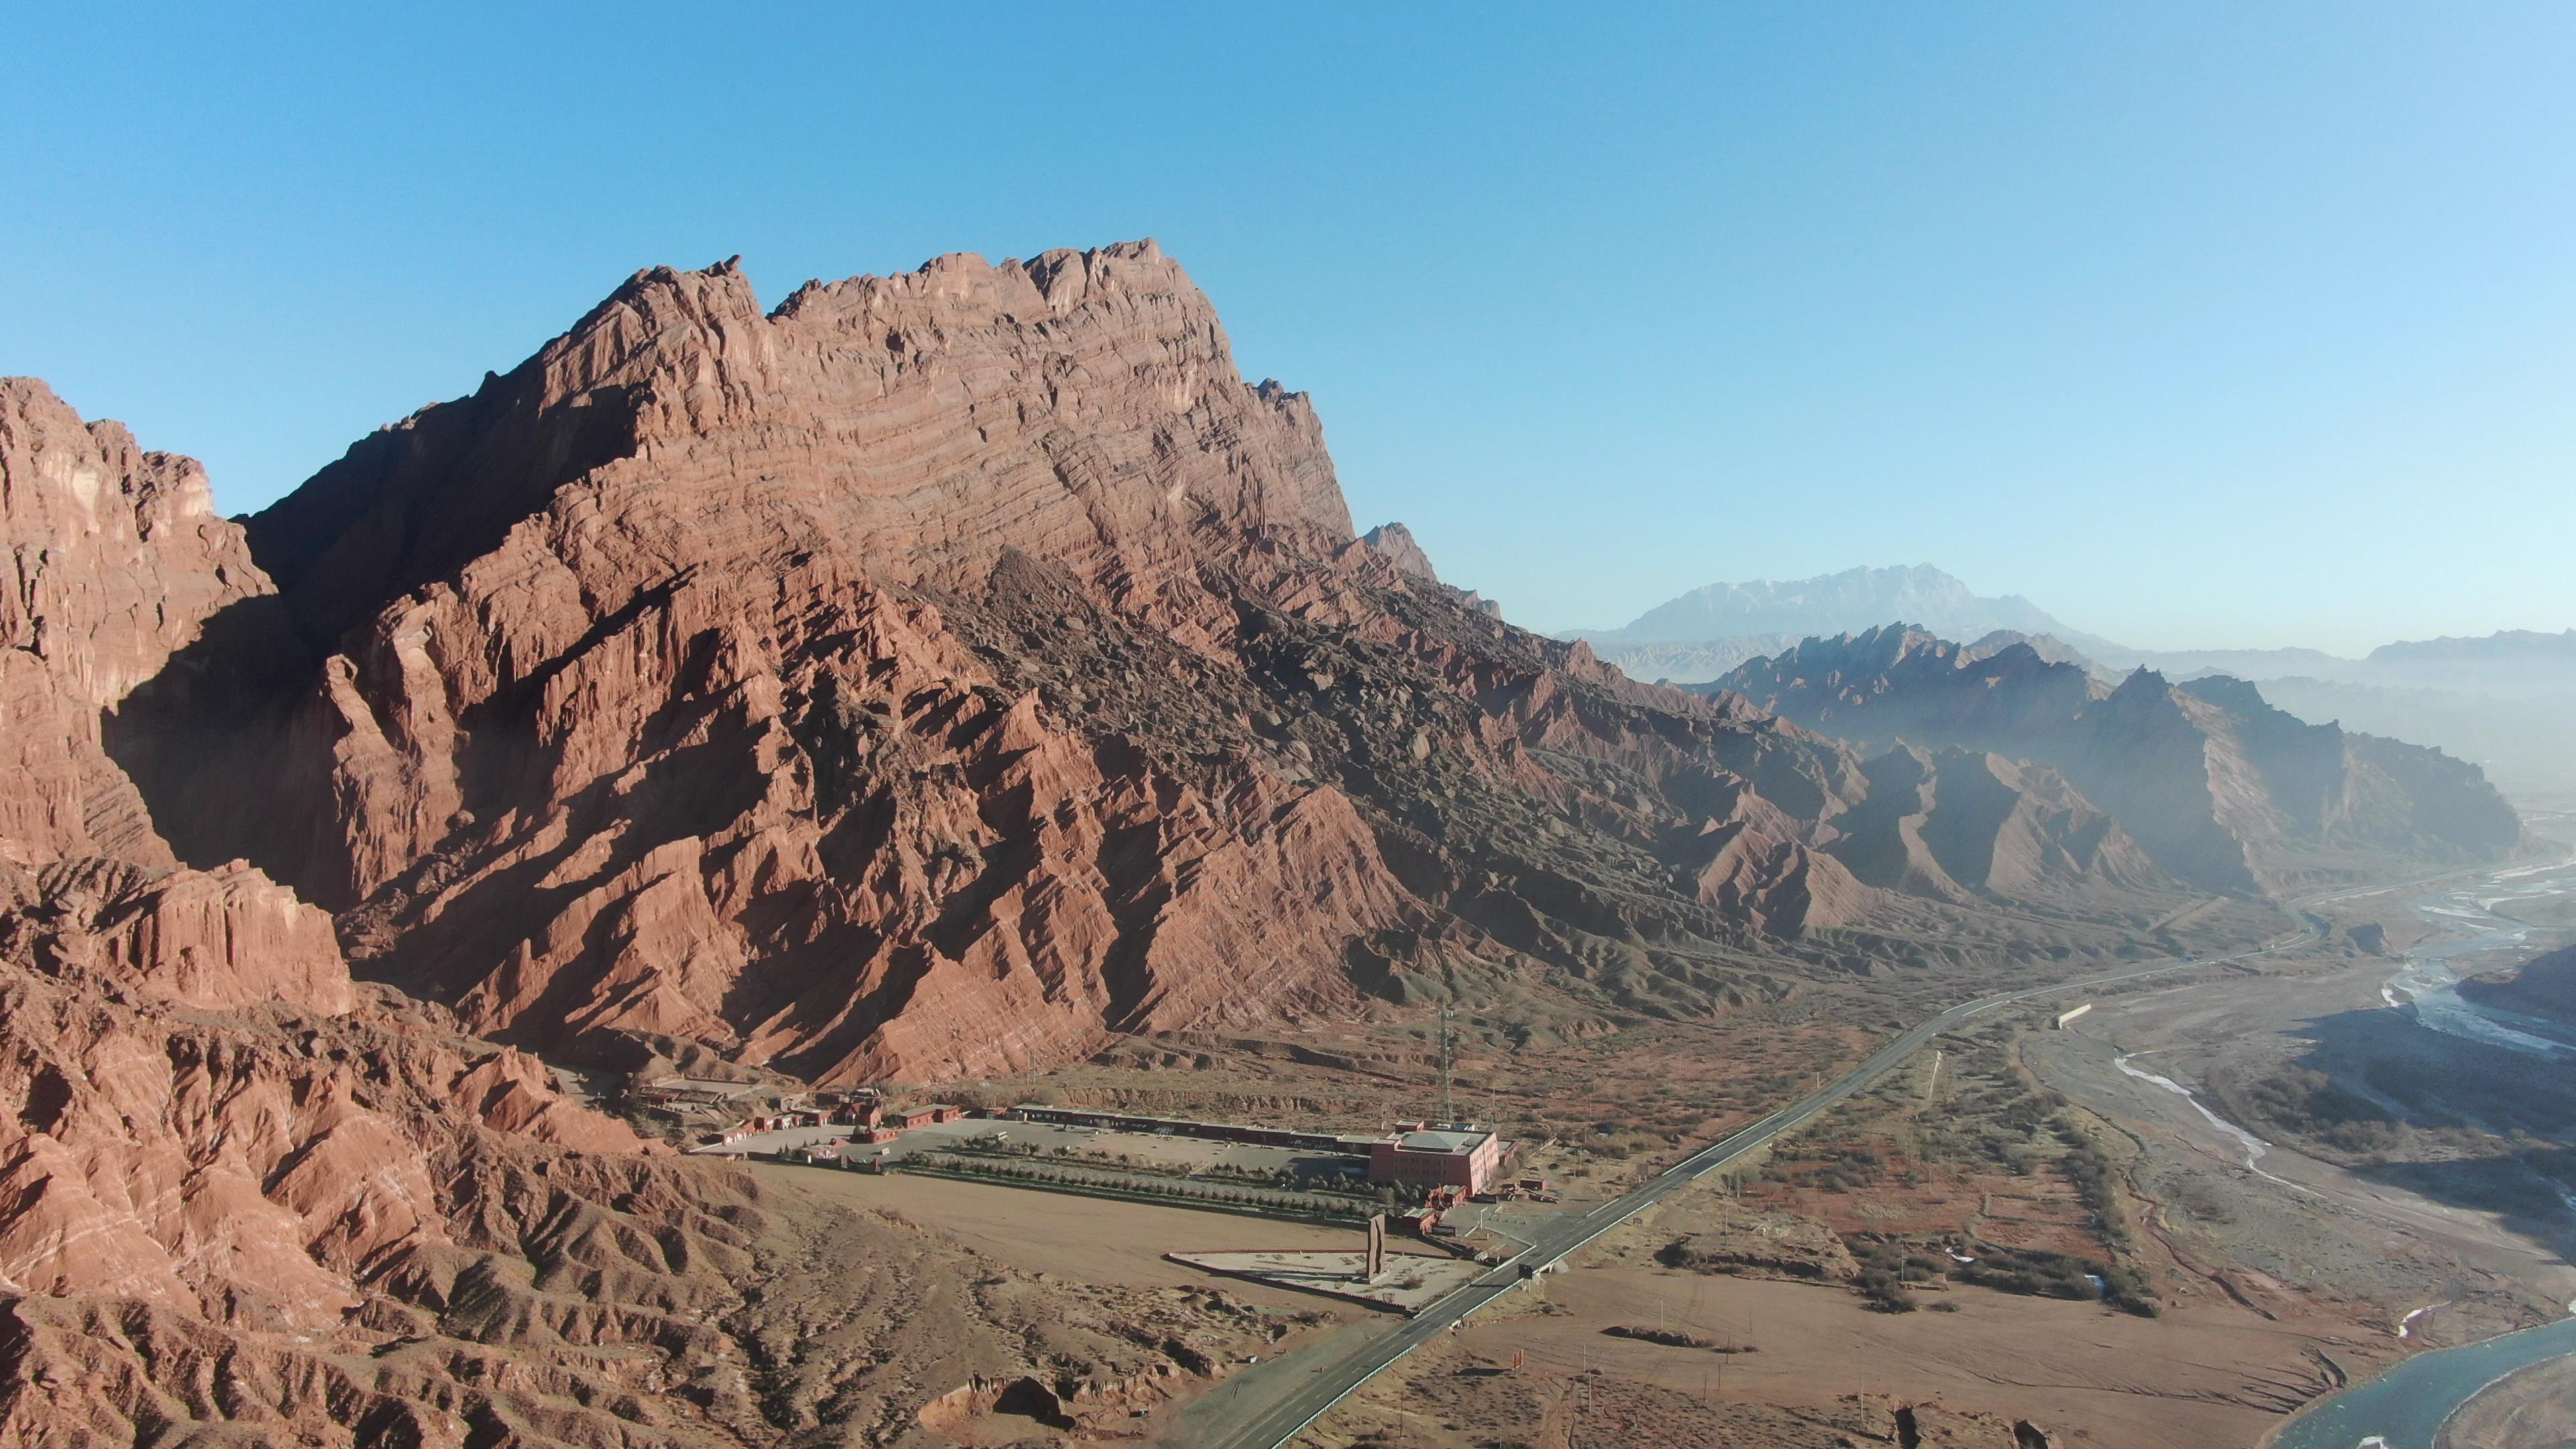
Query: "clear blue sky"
6 5 2571 653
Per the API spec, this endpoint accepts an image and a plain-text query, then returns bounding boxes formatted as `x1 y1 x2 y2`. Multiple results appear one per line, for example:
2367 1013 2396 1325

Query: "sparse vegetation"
1602 1325 1755 1351
2219 1067 2411 1157
896 1151 1377 1220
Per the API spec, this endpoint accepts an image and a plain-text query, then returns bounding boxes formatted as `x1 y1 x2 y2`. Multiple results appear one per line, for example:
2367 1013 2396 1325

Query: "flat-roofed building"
1368 1127 1501 1193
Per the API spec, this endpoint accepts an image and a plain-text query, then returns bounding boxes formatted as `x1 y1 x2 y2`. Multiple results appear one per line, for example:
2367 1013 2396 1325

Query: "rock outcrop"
0 378 274 865
1360 522 1440 582
2459 945 2576 1022
1819 745 2174 904
2 383 1301 1449
1715 625 2527 893
7 855 354 1015
97 242 2121 1084
1362 520 1501 618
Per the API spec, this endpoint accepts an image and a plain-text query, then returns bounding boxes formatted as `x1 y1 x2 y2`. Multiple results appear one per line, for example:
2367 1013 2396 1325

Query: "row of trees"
902 1152 1375 1218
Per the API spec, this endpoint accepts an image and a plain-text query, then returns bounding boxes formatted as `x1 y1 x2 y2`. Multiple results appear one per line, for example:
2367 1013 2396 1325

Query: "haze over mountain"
1576 564 2086 652
1710 625 2526 895
1580 565 2575 802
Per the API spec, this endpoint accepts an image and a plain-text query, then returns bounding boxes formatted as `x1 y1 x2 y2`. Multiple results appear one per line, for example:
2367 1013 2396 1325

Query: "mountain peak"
245 239 1354 653
1585 564 2073 649
1360 522 1440 582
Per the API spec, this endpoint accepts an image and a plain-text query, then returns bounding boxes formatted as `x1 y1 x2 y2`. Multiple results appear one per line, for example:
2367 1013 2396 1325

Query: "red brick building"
1368 1128 1501 1193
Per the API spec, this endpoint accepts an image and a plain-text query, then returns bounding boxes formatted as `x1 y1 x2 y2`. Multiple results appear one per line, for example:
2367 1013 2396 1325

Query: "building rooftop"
1391 1129 1491 1154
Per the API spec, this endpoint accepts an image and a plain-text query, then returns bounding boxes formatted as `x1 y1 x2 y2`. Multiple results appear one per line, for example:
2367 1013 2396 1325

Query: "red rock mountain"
0 241 2526 1444
0 380 267 863
0 380 812 1445
63 239 2522 1097
3 375 1308 1448
80 241 2220 1087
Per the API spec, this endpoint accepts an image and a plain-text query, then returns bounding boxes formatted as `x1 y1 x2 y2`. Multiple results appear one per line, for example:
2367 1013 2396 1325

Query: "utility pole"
1440 1003 1456 1126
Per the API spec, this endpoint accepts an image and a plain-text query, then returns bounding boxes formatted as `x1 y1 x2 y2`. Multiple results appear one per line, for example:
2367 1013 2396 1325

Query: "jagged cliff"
0 380 272 863
0 378 1296 1448
17 252 2195 1440
1715 625 2526 893
97 242 2133 1085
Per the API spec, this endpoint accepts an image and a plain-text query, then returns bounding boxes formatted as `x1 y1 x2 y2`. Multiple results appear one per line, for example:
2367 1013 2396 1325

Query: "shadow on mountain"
2222 1002 2576 1252
98 592 336 898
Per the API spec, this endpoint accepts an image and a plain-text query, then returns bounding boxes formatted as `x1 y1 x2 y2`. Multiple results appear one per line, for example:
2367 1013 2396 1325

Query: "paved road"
1190 905 2381 1449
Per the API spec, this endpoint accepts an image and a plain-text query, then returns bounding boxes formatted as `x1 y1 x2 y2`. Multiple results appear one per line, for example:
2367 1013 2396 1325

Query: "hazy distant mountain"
2133 631 2576 802
2371 629 2576 664
1709 625 2528 893
1575 564 2080 651
1578 565 2572 802
2081 642 2355 680
1957 630 2102 671
1580 634 1806 684
2351 630 2576 701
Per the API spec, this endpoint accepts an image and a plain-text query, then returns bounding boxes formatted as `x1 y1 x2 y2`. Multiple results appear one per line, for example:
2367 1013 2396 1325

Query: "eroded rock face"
1362 522 1440 582
0 248 2424 1445
98 241 2084 1082
1821 745 2174 905
0 378 273 865
0 835 696 1448
11 855 354 1016
0 941 640 1330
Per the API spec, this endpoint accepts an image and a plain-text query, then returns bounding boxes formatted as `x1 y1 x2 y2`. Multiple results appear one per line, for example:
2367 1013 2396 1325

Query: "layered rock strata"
0 382 1285 1448
0 378 271 863
106 243 2159 1085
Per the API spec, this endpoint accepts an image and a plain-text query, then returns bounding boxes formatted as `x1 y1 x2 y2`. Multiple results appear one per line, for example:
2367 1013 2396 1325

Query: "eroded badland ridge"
0 241 2548 1448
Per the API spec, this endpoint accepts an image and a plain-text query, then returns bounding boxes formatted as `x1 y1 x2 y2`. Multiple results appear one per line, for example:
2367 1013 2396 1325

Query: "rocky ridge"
91 242 2204 1088
0 379 1292 1448
1713 624 2526 893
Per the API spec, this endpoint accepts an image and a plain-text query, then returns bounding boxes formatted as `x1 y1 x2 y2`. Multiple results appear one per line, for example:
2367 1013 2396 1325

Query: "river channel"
2270 842 2576 1449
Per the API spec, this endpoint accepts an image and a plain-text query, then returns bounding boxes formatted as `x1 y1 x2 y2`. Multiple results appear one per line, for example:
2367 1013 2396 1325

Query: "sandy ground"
771 1163 1442 1317
2439 1352 2576 1448
1298 940 2576 1449
774 1164 1456 1446
1169 1251 1483 1313
2026 959 2576 1343
1457 1265 2365 1448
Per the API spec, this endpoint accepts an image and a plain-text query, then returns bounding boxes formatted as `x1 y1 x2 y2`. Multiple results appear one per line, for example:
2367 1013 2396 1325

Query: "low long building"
1009 1104 1364 1155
